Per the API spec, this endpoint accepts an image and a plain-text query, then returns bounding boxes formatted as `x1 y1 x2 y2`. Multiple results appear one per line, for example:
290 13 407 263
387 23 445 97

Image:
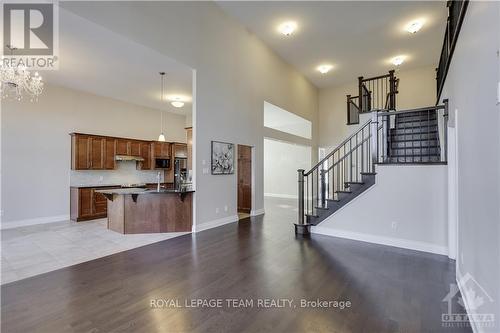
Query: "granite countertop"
70 183 173 189
96 187 195 195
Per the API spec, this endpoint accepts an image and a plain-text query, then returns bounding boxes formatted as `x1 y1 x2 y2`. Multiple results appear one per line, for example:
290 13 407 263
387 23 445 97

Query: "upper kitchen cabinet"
90 137 105 169
114 138 142 157
173 142 188 158
130 141 141 156
104 138 116 169
116 139 130 156
71 133 156 170
71 134 91 170
137 142 152 170
71 133 115 170
152 142 171 158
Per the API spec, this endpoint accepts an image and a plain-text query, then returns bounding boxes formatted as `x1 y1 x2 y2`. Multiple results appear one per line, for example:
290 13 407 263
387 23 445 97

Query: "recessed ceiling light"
278 21 297 36
170 97 184 108
405 19 424 34
391 55 405 66
317 64 333 74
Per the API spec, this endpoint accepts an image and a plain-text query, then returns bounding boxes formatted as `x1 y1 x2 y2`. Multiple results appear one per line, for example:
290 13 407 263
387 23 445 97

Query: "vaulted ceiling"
218 1 447 88
42 7 193 115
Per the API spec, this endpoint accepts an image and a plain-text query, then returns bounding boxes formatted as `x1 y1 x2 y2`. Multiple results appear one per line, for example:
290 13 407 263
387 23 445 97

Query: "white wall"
1 83 187 225
318 66 436 148
263 138 311 199
312 164 449 255
439 1 500 329
60 2 319 228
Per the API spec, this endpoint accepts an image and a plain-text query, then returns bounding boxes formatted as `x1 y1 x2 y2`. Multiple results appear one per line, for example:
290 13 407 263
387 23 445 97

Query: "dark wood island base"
97 188 194 234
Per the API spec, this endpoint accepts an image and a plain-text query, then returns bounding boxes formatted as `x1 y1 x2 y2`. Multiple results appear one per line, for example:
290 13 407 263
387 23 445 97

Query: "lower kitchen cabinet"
70 186 119 222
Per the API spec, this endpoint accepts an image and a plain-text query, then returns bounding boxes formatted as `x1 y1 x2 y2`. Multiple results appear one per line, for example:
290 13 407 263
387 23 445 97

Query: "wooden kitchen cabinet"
138 142 152 170
92 189 108 216
116 139 142 157
90 137 105 169
70 186 119 222
72 134 91 170
173 143 188 158
71 133 159 170
70 187 93 221
104 138 116 169
130 141 141 156
116 139 130 155
72 134 116 170
153 142 171 158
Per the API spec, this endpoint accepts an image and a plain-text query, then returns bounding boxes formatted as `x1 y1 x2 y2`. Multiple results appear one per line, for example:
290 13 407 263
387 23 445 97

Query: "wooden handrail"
362 73 391 82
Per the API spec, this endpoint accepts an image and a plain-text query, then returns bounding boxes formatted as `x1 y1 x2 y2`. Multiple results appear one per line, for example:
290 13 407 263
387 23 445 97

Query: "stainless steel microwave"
154 158 170 169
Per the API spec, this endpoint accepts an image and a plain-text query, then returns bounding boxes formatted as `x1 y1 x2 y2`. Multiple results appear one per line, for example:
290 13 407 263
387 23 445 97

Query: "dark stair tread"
381 162 447 165
396 111 438 116
391 128 438 133
307 172 377 226
396 117 437 123
314 206 329 210
391 144 440 147
391 146 440 150
390 138 439 142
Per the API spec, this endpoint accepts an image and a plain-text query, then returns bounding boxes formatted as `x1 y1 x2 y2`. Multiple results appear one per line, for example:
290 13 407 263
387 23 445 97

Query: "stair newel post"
320 169 326 208
358 76 364 112
294 169 310 235
346 94 351 124
371 111 379 171
443 99 449 162
382 113 389 160
389 70 396 110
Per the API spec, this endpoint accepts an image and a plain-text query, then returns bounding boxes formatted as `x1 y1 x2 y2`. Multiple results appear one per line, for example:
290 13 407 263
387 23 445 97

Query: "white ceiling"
42 8 193 115
217 1 447 88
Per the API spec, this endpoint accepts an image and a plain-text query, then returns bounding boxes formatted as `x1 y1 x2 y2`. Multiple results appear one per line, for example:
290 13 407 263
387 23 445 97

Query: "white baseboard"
264 193 297 199
193 215 238 233
311 226 448 256
250 208 265 216
1 214 70 230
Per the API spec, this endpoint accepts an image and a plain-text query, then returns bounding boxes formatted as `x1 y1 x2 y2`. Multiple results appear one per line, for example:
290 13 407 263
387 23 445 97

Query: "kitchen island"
97 188 194 234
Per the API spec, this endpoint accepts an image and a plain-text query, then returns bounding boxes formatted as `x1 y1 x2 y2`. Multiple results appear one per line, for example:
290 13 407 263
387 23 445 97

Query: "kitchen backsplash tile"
70 161 163 186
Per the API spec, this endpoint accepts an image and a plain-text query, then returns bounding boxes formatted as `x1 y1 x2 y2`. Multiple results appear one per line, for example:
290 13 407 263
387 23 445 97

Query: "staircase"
388 110 441 163
295 102 449 235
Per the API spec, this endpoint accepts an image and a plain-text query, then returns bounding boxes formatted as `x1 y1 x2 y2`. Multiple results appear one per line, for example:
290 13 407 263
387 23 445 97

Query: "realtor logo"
1 1 58 69
442 272 495 329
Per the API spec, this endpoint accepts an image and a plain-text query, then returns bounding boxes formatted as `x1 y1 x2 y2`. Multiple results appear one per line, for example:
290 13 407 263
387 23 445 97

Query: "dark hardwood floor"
1 197 471 332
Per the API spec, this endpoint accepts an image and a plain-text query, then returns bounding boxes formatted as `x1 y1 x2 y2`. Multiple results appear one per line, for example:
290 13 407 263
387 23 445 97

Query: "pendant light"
158 72 166 142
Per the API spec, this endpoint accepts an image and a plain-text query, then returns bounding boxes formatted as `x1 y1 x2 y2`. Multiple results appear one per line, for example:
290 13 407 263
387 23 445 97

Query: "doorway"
237 144 252 220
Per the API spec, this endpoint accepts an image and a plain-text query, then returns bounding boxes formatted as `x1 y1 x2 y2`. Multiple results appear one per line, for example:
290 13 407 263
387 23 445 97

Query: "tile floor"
1 219 188 284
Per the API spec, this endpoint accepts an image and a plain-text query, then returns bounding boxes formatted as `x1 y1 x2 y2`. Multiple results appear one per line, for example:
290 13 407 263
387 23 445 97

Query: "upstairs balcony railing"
436 0 469 101
347 70 399 125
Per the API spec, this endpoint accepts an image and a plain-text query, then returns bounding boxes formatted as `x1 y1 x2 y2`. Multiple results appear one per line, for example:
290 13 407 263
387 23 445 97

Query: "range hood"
115 155 144 162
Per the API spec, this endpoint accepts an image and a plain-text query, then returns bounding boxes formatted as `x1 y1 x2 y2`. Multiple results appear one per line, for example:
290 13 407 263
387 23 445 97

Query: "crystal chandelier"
1 46 44 101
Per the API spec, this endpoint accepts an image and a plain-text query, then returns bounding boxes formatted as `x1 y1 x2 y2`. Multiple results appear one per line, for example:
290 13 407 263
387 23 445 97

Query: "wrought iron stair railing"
295 101 449 235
